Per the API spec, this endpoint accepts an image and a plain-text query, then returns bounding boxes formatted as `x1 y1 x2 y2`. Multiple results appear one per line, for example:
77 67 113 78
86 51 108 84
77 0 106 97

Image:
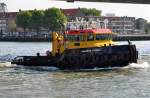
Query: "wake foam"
0 54 15 61
0 61 16 68
124 62 150 68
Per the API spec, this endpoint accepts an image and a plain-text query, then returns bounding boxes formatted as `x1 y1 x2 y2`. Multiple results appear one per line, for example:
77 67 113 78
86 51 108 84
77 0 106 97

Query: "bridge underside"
63 0 150 4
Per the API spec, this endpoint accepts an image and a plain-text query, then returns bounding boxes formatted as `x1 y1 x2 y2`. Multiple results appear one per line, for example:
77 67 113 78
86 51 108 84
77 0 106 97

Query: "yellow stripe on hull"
65 40 113 49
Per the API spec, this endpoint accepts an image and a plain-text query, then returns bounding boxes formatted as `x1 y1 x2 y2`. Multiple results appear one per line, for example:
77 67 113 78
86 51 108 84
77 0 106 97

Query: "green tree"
31 9 44 37
44 7 67 31
80 8 101 16
16 11 32 33
136 18 147 31
145 23 150 34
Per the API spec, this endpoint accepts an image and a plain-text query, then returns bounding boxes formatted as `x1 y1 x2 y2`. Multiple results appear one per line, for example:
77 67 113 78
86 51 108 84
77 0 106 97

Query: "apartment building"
62 9 135 34
106 16 135 34
71 16 136 34
0 12 17 34
0 3 7 35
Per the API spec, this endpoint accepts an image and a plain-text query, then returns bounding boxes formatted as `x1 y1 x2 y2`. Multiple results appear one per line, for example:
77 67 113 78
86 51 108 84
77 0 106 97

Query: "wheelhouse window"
65 35 74 41
78 35 84 41
87 33 94 41
96 34 112 40
65 34 84 41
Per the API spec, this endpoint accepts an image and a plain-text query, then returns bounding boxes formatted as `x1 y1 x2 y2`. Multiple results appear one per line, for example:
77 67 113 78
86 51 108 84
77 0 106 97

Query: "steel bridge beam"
61 0 150 4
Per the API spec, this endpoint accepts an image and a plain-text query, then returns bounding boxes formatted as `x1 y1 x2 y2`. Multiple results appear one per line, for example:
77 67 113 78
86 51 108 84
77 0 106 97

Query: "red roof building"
0 12 17 33
62 9 79 16
61 8 84 21
0 12 17 19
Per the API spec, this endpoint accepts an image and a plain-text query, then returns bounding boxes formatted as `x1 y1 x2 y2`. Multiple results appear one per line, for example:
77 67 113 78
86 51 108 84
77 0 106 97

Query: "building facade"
0 12 17 35
62 9 136 34
0 3 7 35
61 8 84 21
0 7 136 36
70 16 136 34
107 16 135 34
0 13 6 34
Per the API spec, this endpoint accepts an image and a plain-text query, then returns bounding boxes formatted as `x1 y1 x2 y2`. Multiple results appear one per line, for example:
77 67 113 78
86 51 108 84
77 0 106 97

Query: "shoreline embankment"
113 35 150 41
0 35 150 42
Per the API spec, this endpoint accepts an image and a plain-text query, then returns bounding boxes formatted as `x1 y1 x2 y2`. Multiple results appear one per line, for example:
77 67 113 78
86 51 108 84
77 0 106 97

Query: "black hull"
11 44 138 70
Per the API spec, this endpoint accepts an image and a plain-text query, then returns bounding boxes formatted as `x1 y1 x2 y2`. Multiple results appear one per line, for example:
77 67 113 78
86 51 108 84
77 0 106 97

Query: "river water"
0 41 150 98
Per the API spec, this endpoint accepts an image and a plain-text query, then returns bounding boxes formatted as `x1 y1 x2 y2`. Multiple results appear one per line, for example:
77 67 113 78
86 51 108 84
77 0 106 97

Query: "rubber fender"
129 45 133 62
136 51 138 59
73 56 80 65
80 55 86 65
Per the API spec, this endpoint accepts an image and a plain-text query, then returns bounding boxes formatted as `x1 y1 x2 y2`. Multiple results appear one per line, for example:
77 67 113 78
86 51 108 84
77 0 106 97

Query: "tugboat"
11 20 138 70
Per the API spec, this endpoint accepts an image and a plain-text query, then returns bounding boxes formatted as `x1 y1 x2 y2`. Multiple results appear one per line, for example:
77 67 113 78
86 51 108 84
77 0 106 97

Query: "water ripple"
0 41 149 98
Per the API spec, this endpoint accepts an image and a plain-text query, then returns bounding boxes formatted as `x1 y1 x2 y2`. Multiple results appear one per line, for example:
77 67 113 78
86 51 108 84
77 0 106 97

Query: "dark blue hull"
11 44 138 70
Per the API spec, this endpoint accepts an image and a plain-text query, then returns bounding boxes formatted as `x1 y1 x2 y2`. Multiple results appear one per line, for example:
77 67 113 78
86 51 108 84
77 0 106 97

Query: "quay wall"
114 35 150 41
0 37 50 42
0 35 150 42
